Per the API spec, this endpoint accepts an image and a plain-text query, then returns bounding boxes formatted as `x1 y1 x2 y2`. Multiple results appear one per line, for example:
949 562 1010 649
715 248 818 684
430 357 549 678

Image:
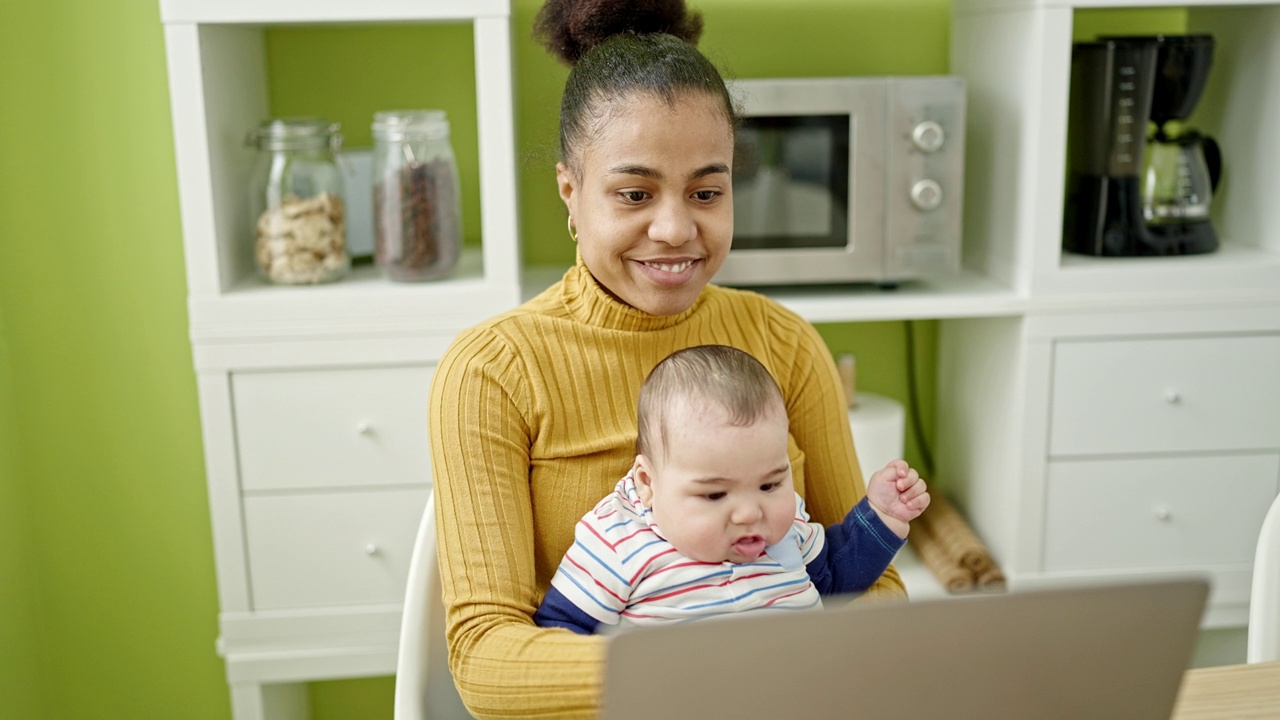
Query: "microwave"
716 76 966 288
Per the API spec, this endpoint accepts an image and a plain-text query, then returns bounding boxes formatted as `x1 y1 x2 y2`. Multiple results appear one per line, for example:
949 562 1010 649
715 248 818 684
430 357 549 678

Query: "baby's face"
635 400 794 563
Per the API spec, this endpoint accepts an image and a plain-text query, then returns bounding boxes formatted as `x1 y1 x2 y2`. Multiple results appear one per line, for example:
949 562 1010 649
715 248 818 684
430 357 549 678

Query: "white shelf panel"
160 0 509 25
954 0 1277 13
189 248 519 342
1038 244 1280 301
758 269 1025 323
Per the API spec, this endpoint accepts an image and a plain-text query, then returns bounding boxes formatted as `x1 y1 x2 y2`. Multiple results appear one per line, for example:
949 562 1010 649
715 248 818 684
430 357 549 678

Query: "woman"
428 1 906 716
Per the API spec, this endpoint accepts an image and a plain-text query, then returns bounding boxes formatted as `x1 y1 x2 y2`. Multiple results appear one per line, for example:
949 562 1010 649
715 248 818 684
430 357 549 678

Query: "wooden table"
1171 661 1280 719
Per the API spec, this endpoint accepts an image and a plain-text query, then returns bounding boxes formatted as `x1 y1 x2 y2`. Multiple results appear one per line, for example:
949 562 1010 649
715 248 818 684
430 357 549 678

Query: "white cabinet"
939 311 1280 627
159 1 520 717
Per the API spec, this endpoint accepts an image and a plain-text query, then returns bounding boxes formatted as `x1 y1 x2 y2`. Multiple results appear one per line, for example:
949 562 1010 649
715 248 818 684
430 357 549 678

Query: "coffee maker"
1063 34 1222 257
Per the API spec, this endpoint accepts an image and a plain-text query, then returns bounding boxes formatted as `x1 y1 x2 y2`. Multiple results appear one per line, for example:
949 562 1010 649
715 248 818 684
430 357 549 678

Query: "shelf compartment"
952 2 1280 301
162 14 520 338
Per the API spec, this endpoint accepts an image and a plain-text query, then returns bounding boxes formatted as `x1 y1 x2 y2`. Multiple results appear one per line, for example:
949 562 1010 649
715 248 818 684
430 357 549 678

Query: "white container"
848 392 906 481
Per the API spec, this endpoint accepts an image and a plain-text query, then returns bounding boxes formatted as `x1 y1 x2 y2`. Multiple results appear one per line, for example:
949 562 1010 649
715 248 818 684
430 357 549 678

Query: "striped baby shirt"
534 469 905 635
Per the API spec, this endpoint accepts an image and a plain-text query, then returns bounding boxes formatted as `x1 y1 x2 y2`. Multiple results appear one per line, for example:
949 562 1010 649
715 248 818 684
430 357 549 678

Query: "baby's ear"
633 455 656 507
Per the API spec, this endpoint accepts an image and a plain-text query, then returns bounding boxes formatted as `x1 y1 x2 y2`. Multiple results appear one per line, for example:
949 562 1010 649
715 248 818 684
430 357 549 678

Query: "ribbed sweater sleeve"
428 263 905 719
430 318 606 719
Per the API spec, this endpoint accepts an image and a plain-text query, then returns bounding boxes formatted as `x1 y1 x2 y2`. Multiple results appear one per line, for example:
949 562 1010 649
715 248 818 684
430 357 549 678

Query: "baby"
534 344 929 634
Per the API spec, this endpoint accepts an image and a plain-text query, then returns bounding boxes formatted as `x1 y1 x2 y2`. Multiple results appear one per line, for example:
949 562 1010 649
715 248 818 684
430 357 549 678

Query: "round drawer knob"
1154 507 1172 522
1164 389 1181 404
911 120 946 153
909 179 944 211
365 543 379 556
356 420 373 435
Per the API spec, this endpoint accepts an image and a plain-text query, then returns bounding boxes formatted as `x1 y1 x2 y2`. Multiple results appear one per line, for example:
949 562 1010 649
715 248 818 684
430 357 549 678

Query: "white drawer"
1043 454 1279 572
244 488 431 610
1049 335 1280 457
233 365 434 490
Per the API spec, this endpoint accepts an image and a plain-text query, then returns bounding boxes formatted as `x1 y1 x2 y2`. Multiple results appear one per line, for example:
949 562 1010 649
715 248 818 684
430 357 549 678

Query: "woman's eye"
692 189 721 202
620 190 649 203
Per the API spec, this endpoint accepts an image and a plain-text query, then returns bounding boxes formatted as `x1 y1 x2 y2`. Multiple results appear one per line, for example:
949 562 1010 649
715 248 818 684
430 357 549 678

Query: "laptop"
600 577 1209 720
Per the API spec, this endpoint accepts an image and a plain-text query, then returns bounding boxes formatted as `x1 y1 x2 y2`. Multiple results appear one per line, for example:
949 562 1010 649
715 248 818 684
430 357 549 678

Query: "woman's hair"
533 0 735 171
636 345 785 460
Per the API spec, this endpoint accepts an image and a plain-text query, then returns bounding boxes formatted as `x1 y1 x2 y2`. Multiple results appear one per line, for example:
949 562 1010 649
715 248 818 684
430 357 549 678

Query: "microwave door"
718 78 887 286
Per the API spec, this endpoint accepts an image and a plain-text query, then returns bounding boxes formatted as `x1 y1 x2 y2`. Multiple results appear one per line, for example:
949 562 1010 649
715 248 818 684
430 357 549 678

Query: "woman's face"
557 91 735 316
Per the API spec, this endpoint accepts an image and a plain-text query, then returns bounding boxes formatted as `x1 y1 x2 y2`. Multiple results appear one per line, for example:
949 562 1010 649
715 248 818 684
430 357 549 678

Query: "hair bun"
535 0 704 65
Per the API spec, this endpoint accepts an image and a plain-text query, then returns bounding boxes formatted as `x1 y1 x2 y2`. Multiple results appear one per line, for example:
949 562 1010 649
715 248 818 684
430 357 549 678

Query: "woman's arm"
430 325 606 719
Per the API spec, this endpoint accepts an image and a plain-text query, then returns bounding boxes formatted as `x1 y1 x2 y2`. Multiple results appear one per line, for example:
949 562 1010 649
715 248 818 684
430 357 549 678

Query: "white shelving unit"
941 0 1280 631
160 1 520 718
160 0 1280 717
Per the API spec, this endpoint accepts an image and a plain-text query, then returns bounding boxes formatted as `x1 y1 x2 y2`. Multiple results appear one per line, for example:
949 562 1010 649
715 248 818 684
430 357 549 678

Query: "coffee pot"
1064 34 1223 257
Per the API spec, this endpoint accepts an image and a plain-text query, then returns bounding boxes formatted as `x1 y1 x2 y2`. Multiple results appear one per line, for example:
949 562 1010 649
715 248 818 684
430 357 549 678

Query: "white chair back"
1248 492 1280 663
394 493 473 719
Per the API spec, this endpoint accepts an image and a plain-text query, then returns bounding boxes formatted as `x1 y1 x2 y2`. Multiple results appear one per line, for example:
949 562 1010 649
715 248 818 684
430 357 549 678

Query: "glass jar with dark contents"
371 110 462 282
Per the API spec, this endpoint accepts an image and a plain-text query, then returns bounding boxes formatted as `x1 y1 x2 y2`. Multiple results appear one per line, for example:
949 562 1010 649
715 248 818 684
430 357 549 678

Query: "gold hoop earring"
567 215 578 243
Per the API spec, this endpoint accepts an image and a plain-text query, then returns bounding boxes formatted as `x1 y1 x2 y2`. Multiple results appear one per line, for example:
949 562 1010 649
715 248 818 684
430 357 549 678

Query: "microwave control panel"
885 77 966 279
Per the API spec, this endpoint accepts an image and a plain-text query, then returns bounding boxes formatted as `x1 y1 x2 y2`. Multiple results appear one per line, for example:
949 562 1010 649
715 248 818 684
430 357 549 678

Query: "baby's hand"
866 459 930 537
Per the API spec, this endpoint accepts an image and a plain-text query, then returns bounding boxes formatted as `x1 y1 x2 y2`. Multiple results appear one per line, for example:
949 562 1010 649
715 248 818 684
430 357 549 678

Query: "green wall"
0 1 226 718
0 1 1193 717
0 304 47 718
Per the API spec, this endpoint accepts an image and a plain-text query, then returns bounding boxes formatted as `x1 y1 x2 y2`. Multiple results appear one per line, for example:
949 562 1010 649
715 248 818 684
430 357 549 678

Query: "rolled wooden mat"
977 565 1007 592
908 521 975 593
917 492 999 579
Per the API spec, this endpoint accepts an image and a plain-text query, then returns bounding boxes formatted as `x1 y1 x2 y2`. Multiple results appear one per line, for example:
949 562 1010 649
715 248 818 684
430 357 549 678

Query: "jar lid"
372 110 450 141
249 118 342 151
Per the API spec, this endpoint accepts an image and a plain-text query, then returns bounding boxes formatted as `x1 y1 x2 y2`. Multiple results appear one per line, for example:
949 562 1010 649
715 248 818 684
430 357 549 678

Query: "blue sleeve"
805 496 906 595
533 585 601 635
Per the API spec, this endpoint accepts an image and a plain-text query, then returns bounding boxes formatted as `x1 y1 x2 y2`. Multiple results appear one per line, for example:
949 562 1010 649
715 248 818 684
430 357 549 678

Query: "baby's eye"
704 491 726 501
760 482 781 493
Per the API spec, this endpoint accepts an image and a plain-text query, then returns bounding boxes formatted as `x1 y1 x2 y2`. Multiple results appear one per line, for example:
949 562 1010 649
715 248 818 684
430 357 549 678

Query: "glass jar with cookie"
247 118 349 285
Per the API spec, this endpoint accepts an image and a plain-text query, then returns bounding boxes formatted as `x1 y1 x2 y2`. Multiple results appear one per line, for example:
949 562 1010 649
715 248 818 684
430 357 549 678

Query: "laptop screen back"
601 578 1208 720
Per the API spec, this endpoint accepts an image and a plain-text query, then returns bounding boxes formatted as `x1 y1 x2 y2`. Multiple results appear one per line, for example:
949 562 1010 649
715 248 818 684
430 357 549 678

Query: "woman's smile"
635 257 701 285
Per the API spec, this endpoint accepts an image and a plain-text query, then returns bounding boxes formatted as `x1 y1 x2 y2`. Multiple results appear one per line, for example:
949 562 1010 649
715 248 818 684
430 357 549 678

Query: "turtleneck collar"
560 255 708 332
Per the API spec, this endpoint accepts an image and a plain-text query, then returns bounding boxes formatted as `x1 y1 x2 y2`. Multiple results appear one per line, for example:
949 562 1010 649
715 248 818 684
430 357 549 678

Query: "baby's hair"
532 0 734 172
637 345 785 460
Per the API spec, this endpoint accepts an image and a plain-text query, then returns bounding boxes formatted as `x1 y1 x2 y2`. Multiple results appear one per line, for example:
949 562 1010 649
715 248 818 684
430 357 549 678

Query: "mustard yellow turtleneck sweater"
429 260 906 718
